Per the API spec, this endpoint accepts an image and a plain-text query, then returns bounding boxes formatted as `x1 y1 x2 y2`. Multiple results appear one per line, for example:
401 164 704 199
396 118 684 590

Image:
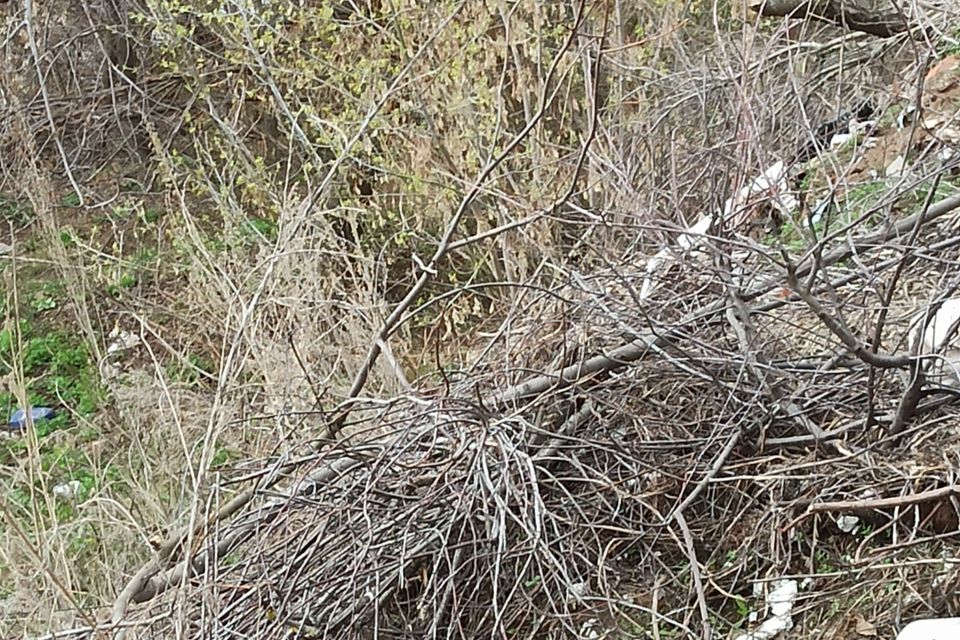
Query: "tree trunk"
748 0 909 38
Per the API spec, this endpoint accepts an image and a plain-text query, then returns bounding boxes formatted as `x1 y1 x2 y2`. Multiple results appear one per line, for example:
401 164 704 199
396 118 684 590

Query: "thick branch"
809 485 960 513
749 0 909 38
786 268 911 369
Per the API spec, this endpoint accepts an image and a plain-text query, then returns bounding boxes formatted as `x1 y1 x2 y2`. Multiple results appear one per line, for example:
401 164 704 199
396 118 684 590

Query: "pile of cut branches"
93 175 960 638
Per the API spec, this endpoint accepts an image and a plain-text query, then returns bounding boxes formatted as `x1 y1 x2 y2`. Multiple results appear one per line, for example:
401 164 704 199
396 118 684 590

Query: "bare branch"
786 265 911 369
495 191 960 406
809 485 960 513
333 0 593 433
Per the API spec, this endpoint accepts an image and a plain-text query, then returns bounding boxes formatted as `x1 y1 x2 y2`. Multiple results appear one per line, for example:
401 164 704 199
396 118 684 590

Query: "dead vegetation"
3 0 960 639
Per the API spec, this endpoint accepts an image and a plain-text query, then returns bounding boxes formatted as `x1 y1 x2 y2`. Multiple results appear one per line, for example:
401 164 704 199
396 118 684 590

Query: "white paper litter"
733 579 798 640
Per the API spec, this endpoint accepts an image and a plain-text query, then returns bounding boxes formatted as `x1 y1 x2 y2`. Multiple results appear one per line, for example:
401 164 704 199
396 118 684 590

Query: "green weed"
0 326 102 435
165 352 215 385
0 193 34 225
61 191 81 207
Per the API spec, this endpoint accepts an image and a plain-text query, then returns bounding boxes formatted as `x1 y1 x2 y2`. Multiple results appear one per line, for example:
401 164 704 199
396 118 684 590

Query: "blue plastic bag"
8 407 55 429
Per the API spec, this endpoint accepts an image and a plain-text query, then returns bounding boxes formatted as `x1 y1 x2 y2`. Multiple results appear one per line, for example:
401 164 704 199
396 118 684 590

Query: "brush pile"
106 171 960 639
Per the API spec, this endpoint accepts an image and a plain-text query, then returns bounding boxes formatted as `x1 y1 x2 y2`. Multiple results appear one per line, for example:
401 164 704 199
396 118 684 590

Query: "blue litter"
8 407 55 429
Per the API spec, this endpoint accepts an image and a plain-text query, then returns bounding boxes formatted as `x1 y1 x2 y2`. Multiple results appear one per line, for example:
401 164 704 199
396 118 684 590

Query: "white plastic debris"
909 298 960 386
640 161 797 300
734 579 798 640
897 105 917 130
53 480 83 499
830 133 855 148
676 214 713 251
578 618 601 639
896 618 960 640
106 327 141 355
725 161 798 221
566 581 588 605
849 119 877 136
639 214 712 300
809 196 834 228
836 514 860 534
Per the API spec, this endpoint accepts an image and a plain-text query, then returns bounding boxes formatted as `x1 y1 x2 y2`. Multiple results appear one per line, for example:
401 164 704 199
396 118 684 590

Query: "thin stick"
674 511 712 640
